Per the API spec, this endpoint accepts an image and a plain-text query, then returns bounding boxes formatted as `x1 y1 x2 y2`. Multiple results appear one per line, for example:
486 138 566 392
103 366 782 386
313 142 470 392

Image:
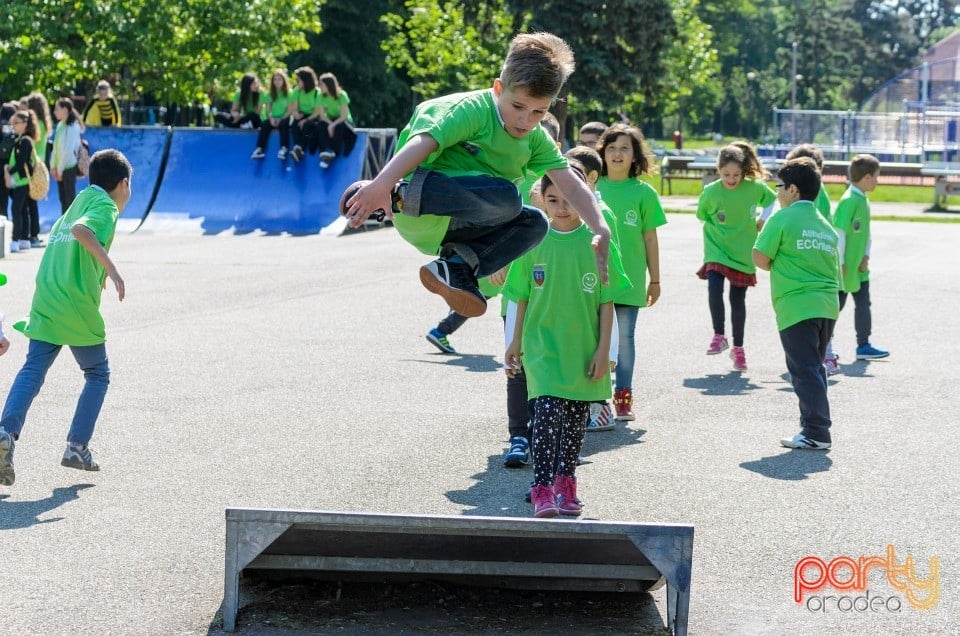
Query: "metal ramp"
224 508 693 634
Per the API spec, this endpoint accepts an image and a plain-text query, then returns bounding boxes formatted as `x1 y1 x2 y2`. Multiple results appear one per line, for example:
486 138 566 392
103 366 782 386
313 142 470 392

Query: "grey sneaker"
61 443 101 471
0 428 16 486
780 434 831 450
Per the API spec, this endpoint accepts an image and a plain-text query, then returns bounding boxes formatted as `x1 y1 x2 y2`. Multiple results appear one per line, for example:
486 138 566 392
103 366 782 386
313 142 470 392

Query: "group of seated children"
216 68 355 169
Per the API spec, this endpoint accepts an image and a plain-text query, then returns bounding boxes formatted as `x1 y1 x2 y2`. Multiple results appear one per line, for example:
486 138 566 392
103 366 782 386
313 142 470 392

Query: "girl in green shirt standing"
696 141 776 371
503 170 629 518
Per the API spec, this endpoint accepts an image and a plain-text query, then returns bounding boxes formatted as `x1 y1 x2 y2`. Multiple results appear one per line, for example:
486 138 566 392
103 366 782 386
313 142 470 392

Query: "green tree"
381 0 521 105
659 0 722 134
286 0 411 128
0 1 322 106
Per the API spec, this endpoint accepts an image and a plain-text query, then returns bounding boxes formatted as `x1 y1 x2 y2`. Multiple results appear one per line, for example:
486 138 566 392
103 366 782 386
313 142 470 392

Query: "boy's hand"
504 345 523 378
591 230 611 285
859 255 869 273
345 181 395 228
487 267 508 287
105 265 125 301
588 347 607 381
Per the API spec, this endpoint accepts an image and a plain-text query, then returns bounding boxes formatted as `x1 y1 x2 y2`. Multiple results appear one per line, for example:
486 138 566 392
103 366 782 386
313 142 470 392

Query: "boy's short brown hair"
89 149 133 192
500 32 575 99
540 112 560 143
849 154 880 184
565 145 602 178
778 157 821 202
786 143 824 170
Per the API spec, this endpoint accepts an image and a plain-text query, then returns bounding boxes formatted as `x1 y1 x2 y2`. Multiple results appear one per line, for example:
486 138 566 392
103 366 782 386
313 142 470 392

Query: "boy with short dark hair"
753 157 840 450
0 149 130 486
341 32 611 319
578 121 608 149
833 153 888 361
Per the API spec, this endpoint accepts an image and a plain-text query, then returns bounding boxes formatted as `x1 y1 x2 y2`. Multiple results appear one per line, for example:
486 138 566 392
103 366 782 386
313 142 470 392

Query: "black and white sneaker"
779 434 831 450
290 146 304 163
61 442 101 471
0 428 16 486
419 259 487 318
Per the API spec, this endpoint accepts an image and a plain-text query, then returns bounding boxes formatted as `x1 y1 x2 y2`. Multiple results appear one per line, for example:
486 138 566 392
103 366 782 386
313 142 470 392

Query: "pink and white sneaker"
823 355 841 376
554 475 582 517
707 334 729 355
730 346 747 371
530 484 559 518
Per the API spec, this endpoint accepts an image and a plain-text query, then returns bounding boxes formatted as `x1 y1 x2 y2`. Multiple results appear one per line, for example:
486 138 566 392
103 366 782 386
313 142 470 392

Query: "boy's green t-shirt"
754 200 840 331
22 186 119 346
502 223 631 402
597 177 667 307
392 89 568 256
267 93 291 119
290 87 321 116
831 186 871 293
815 186 831 222
696 178 776 274
319 91 352 122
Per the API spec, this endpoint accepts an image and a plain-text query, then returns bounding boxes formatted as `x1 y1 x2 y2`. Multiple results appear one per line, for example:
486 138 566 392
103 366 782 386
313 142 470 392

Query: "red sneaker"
554 475 582 516
613 388 635 421
731 346 747 371
530 484 559 518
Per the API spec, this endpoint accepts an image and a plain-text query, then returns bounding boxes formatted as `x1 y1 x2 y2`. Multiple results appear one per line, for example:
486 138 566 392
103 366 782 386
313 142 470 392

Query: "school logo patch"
717 210 726 223
625 210 639 226
853 219 861 232
533 264 546 287
582 272 598 293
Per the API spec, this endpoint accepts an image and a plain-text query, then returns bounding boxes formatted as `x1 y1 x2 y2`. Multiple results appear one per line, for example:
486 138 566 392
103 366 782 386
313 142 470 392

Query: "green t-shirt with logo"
815 186 831 222
21 186 119 346
319 91 352 122
754 200 840 331
502 223 631 401
290 87 321 116
597 177 667 307
831 187 871 293
392 89 568 256
267 92 291 119
696 178 776 274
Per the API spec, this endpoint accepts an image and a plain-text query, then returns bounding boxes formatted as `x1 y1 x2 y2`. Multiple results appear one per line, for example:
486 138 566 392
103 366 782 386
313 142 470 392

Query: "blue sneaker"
503 436 529 468
855 343 889 360
426 328 456 354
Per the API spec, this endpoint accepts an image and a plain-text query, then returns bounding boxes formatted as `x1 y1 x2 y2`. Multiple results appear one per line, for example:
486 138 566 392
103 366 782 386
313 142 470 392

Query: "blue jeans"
779 318 834 443
404 168 549 277
0 340 110 446
614 304 639 391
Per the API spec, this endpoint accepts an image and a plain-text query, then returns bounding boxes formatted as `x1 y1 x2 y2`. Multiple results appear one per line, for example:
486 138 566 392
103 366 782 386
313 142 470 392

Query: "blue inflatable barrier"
148 128 367 235
38 126 170 233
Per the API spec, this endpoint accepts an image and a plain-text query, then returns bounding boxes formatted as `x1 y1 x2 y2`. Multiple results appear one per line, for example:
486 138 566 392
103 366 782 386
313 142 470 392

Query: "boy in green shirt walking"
0 150 130 486
753 158 840 450
340 32 612 319
832 154 889 361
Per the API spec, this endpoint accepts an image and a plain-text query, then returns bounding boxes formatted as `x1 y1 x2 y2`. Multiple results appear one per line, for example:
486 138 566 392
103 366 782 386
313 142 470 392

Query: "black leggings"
10 185 30 241
707 270 747 347
255 118 291 151
531 396 588 487
57 166 78 214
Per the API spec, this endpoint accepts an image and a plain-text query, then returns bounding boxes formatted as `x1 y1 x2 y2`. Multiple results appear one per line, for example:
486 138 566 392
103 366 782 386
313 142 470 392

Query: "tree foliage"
0 0 322 104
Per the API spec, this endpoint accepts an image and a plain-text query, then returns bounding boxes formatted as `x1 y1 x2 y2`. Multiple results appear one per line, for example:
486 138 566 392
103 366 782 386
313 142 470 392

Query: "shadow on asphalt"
403 353 502 373
739 451 833 481
0 483 95 530
446 424 646 517
839 360 878 377
776 372 840 392
682 371 762 395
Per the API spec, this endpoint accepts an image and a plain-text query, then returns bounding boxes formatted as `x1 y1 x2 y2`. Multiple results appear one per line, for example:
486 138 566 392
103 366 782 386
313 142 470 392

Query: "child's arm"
752 249 772 271
344 133 440 227
504 300 527 378
547 167 612 284
589 302 614 380
642 228 661 306
71 224 125 301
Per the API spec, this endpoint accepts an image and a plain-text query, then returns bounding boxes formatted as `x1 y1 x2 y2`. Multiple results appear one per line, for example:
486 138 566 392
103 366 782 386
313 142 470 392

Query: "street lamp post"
791 42 798 143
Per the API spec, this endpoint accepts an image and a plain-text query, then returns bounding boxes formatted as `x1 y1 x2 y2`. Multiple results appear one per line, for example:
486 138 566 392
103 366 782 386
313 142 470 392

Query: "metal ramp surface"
224 508 693 634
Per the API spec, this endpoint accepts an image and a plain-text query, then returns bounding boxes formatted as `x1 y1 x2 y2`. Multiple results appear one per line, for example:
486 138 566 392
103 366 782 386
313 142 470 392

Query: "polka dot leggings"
531 396 589 487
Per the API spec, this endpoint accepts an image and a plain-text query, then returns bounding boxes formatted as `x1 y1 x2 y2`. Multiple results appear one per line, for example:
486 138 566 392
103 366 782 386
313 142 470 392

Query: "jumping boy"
0 149 130 486
340 32 611 318
832 154 889 361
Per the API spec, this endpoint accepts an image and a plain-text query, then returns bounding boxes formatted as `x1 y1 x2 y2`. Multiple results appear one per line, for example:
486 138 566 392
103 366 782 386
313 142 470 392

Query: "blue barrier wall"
38 126 170 232
148 129 366 234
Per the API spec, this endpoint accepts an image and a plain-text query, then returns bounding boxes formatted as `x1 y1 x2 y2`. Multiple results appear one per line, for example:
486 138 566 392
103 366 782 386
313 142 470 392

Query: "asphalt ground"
0 208 957 635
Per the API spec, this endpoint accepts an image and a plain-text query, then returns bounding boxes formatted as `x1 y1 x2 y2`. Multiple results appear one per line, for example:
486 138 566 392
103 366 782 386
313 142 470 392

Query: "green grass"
641 174 960 207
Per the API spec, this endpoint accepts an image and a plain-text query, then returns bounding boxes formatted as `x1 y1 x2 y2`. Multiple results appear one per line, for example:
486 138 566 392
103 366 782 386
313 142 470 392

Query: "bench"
223 507 694 634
